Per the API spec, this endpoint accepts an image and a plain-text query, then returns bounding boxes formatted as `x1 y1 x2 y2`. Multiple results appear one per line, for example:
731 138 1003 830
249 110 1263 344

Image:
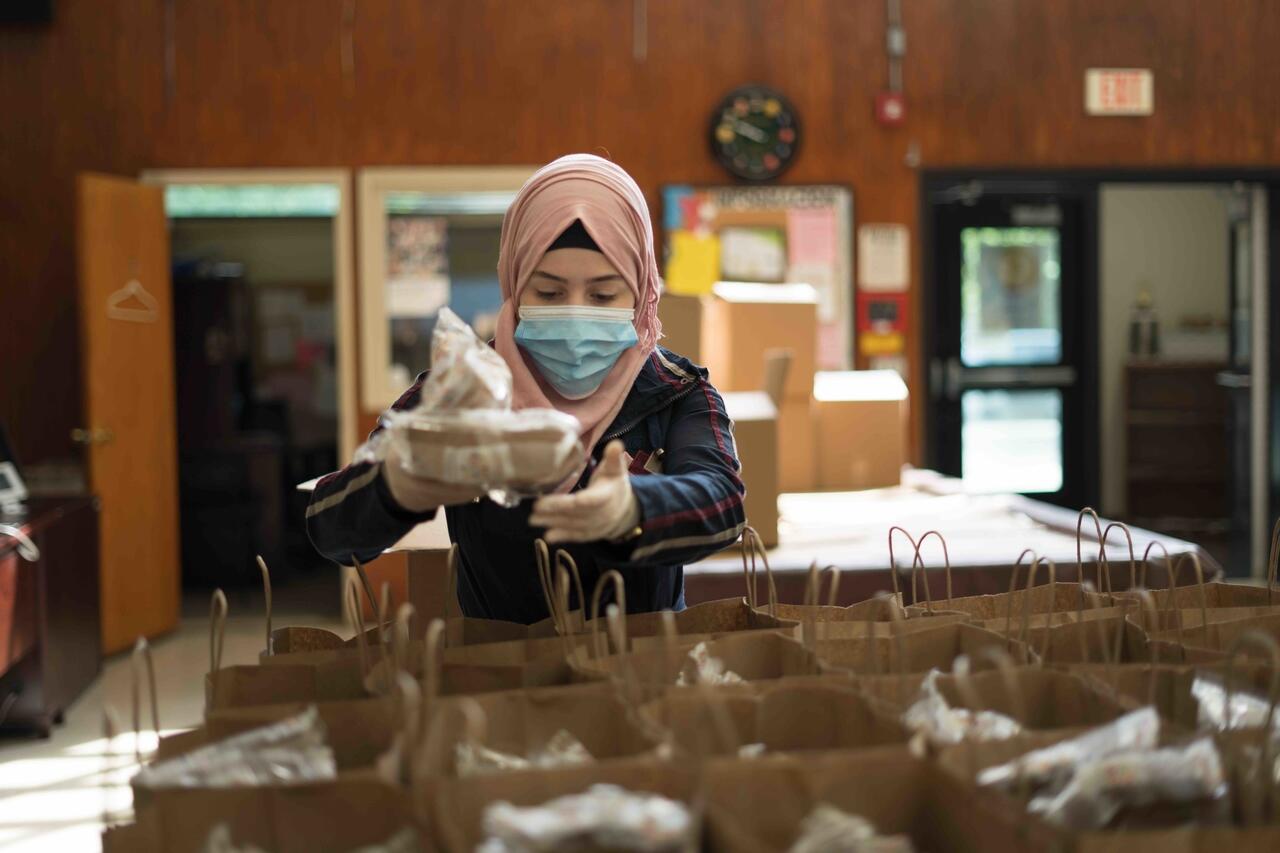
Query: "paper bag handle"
393 602 418 678
422 617 446 707
257 555 273 656
207 588 228 710
378 581 394 669
1076 507 1107 599
130 637 161 764
1099 522 1134 593
910 530 952 611
345 574 371 679
887 526 917 603
534 539 567 635
351 556 378 625
740 527 778 616
1019 557 1056 665
590 570 628 659
555 549 587 634
1002 549 1040 642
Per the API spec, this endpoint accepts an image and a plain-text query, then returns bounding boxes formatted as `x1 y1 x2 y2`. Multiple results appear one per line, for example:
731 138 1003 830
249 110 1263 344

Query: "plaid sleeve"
595 378 746 567
305 373 435 566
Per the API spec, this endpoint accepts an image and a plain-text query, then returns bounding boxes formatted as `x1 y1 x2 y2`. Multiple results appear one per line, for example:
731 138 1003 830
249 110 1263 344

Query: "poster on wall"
386 215 451 318
662 184 854 369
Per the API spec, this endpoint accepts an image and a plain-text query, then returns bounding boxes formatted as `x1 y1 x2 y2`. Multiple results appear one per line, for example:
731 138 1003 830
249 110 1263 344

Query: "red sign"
874 91 906 127
1085 69 1153 116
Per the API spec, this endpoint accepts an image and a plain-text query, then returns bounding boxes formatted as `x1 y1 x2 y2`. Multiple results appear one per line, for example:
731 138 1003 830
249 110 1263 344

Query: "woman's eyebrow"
588 274 623 284
531 270 568 283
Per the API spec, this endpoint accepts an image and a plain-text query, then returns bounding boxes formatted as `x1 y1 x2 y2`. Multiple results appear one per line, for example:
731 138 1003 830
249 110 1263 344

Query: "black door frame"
921 168 1280 568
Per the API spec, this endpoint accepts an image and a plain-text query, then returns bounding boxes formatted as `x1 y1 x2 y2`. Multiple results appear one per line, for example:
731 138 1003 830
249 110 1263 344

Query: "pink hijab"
495 154 663 457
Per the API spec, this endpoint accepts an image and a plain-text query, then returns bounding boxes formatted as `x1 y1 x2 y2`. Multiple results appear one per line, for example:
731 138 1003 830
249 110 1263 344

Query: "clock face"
709 85 799 182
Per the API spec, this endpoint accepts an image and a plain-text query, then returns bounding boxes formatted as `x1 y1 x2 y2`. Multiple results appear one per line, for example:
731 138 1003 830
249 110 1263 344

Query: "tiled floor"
0 585 345 852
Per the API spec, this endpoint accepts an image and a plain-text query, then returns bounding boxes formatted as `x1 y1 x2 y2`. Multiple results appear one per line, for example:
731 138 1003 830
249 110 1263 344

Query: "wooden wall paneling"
5 0 1280 475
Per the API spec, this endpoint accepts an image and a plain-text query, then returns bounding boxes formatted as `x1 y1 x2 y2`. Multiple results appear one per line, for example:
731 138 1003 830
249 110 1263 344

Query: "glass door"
927 187 1095 507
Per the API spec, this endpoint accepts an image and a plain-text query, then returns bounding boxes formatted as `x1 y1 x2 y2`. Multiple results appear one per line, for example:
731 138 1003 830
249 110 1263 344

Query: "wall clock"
709 85 800 182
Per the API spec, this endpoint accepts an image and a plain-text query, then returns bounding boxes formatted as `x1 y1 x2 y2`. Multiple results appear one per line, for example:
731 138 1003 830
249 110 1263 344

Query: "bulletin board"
662 184 854 369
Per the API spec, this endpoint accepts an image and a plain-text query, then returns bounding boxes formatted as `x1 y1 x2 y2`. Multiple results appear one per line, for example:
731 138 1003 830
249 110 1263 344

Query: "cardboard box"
657 293 704 363
777 395 816 493
812 370 908 491
722 391 779 547
702 282 819 400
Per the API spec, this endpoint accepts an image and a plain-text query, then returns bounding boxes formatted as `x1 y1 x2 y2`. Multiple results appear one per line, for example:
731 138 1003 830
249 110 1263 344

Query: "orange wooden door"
76 173 180 654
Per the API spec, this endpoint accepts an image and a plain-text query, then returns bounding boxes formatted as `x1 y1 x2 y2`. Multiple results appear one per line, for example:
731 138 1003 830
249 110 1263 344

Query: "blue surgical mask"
514 305 639 399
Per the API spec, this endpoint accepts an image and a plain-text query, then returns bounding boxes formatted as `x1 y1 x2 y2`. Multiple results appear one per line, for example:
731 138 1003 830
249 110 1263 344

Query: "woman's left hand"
529 440 641 544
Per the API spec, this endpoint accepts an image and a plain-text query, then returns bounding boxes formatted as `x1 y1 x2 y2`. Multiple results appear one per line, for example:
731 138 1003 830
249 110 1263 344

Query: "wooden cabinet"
0 497 101 736
1124 362 1230 561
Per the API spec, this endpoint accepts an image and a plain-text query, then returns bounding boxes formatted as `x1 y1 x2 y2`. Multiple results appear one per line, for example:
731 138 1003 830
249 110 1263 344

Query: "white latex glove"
529 440 641 545
382 442 487 512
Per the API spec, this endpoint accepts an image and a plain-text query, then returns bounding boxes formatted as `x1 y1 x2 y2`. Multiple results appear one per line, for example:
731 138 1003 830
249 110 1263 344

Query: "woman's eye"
591 292 618 304
536 290 563 300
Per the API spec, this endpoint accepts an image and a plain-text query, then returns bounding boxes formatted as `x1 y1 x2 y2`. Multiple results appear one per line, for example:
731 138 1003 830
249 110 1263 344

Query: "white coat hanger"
106 276 159 324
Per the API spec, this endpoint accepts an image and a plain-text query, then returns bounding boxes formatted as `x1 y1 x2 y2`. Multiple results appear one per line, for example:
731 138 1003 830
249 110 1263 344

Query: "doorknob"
71 427 115 445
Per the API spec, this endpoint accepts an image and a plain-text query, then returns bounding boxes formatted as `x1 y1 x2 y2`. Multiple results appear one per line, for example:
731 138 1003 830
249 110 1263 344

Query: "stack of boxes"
656 283 908 547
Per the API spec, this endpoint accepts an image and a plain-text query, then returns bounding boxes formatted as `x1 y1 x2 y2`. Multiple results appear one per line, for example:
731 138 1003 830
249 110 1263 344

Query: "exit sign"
1085 68 1153 115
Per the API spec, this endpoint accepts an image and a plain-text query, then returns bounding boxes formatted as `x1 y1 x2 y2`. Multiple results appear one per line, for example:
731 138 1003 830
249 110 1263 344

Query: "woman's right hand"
382 443 487 512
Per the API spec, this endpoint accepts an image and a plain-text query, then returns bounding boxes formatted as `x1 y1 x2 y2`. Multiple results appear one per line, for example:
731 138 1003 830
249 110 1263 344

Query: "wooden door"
76 174 180 654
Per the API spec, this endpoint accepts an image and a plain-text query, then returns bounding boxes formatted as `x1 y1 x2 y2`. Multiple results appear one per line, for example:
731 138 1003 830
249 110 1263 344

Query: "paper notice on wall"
858 224 910 293
387 276 450 318
720 227 787 281
787 207 837 267
665 231 720 295
788 263 839 323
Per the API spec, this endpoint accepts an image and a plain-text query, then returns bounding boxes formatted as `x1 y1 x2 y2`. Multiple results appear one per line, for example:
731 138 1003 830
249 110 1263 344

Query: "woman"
307 154 745 623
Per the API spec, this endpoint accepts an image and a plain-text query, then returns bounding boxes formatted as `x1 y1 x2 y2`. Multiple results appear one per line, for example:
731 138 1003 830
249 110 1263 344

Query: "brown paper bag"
427 758 702 853
935 727 1280 851
640 680 908 758
578 530 800 644
444 542 587 645
816 619 1037 676
257 555 386 658
739 527 907 631
568 615 827 695
931 665 1131 731
416 680 668 777
110 772 421 853
702 746 1058 853
204 586 385 711
908 542 1116 623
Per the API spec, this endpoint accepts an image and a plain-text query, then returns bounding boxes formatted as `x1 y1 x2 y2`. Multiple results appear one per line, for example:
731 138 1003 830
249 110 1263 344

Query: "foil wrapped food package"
1027 738 1227 830
417 307 512 412
354 308 586 503
455 729 595 777
901 670 1022 747
675 641 745 686
136 707 336 790
1192 677 1280 733
478 784 695 852
387 408 584 498
977 707 1160 793
787 805 916 853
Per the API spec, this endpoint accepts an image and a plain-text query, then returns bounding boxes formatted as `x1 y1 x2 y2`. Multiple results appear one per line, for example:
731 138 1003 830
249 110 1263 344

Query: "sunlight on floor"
0 600 345 852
